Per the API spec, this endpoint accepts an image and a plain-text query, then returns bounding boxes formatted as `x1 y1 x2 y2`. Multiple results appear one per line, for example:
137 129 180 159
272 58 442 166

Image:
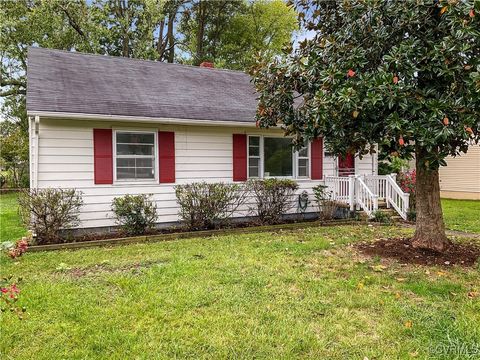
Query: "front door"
338 154 355 176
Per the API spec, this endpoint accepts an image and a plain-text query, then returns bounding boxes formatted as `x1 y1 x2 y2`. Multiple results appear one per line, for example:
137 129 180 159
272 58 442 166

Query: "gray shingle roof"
26 47 258 123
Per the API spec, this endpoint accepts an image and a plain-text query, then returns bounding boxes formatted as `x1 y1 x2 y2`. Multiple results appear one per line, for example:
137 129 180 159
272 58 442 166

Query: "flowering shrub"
111 194 158 235
8 239 29 259
1 232 31 259
397 170 416 209
1 276 25 319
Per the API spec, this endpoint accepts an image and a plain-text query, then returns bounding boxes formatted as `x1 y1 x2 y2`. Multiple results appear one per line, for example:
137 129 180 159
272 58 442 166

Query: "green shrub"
111 194 157 235
407 209 416 222
371 210 392 224
312 184 338 221
247 178 299 224
175 182 246 230
18 188 84 244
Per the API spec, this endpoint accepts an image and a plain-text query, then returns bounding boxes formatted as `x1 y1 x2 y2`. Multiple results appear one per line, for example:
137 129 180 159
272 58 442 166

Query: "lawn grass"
1 225 479 359
0 192 27 242
442 198 480 234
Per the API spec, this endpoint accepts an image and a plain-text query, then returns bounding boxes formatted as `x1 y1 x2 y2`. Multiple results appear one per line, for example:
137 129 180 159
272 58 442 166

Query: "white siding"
439 145 480 199
33 118 377 229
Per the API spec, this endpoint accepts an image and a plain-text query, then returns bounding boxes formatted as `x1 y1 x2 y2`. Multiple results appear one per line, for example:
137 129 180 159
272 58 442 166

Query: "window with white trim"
248 136 261 177
296 146 309 178
248 136 309 179
115 131 156 180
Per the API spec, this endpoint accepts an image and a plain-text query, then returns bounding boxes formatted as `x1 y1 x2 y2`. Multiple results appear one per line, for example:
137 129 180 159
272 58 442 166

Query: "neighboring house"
439 145 480 200
26 47 378 231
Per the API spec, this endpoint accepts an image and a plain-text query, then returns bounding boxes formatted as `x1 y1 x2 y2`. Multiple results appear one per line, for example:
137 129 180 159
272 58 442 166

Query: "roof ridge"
28 46 249 76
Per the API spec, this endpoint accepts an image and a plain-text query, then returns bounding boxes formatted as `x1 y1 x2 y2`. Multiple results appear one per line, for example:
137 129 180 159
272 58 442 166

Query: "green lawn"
1 195 479 243
0 192 27 242
1 225 479 359
441 199 480 234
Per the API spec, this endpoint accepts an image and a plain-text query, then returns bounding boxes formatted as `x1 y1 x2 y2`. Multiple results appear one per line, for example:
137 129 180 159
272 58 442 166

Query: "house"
26 47 383 232
439 145 480 200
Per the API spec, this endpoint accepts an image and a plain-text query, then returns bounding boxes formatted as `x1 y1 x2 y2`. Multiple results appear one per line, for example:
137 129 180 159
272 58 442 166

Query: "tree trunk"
166 14 175 63
412 148 450 252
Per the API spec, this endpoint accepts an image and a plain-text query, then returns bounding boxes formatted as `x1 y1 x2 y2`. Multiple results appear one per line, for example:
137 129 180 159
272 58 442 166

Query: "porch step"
375 208 403 223
378 200 388 209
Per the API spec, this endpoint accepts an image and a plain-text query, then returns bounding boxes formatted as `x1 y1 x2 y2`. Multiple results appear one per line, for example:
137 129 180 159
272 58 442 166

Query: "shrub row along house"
26 47 384 232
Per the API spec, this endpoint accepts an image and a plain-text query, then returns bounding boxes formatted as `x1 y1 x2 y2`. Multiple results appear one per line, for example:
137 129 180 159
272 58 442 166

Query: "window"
248 136 309 178
264 137 293 177
115 131 156 181
297 146 309 178
248 136 260 177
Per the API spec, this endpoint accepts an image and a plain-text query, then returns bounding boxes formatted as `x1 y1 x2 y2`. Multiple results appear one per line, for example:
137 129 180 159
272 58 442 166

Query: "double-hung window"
296 146 309 178
115 131 156 181
248 136 309 179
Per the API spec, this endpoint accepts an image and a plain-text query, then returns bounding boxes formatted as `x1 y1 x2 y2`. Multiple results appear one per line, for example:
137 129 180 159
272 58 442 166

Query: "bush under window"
111 194 158 235
18 188 84 244
312 184 338 221
247 178 299 224
175 182 246 230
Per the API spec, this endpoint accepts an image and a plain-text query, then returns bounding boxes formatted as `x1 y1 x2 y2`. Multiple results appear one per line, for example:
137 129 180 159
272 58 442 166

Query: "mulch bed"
356 238 480 267
60 217 328 244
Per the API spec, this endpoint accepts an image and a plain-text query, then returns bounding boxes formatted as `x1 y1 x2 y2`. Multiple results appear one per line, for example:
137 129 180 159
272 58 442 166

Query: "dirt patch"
356 238 480 267
57 259 166 278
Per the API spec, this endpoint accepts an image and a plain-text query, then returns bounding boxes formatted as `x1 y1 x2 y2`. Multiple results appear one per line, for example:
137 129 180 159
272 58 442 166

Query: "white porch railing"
355 177 378 218
324 173 410 220
385 174 410 220
324 176 350 202
364 175 387 200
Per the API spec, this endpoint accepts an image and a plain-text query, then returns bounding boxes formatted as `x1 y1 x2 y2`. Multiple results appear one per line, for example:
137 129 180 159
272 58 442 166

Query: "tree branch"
0 88 26 97
1 79 26 88
59 5 86 39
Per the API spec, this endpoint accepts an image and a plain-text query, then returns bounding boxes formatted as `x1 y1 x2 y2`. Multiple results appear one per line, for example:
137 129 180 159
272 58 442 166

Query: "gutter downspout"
33 115 40 189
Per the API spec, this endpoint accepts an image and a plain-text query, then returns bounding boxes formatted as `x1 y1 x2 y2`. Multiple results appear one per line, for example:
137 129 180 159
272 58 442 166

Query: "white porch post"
348 175 356 211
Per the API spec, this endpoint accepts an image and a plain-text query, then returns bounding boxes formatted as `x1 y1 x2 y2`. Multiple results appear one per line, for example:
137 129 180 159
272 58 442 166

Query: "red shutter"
232 134 247 181
93 129 113 184
158 131 175 183
311 137 323 180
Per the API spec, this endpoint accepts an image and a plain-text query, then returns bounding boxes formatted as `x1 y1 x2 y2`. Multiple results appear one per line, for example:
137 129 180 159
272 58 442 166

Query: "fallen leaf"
395 292 401 299
440 6 448 15
357 282 365 290
405 320 413 328
396 278 406 282
467 291 478 299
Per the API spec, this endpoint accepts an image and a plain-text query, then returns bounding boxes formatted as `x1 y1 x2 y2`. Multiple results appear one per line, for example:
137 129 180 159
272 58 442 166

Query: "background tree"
178 0 297 68
251 0 480 252
0 123 29 188
216 0 298 70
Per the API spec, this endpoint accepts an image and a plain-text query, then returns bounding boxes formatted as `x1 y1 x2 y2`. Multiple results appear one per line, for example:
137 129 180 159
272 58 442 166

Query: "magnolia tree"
250 0 480 252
